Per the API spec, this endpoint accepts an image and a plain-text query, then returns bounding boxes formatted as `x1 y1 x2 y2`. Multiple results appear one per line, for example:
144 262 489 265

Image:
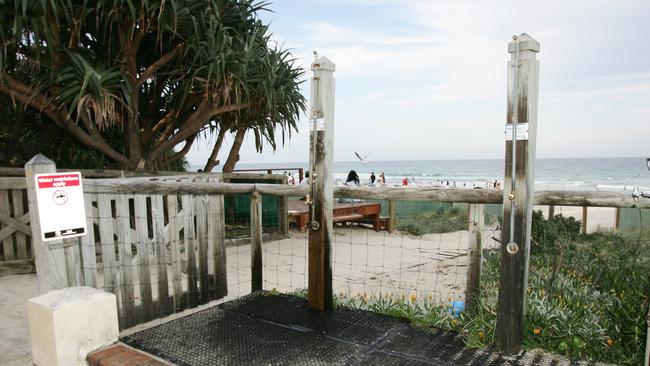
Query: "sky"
185 0 650 167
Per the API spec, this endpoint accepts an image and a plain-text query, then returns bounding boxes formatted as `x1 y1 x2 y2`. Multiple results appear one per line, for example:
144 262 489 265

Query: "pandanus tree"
0 0 305 171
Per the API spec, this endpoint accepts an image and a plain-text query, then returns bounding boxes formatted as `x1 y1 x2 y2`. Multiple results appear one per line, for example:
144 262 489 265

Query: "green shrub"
281 213 649 364
397 206 468 235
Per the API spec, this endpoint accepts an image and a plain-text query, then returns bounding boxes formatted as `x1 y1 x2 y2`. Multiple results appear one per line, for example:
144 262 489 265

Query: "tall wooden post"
250 191 263 292
581 206 588 233
496 33 540 354
25 155 67 293
465 203 484 312
308 55 336 311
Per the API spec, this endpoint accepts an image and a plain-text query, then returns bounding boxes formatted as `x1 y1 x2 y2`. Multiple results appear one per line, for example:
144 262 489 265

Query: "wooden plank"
209 194 228 300
97 195 117 296
166 195 184 311
116 194 135 328
182 195 199 308
307 56 335 311
0 190 14 261
83 180 257 195
25 155 67 293
152 195 170 317
0 259 35 276
2 173 635 208
387 200 396 233
11 190 28 259
0 178 26 190
0 213 29 242
582 206 588 234
279 196 289 234
0 211 31 236
80 194 98 287
0 175 626 209
465 204 484 312
496 34 540 354
134 195 153 322
195 195 210 303
250 191 263 292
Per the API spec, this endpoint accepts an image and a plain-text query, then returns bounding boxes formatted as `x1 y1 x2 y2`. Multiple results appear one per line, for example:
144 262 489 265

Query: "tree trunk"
222 128 246 173
204 128 227 172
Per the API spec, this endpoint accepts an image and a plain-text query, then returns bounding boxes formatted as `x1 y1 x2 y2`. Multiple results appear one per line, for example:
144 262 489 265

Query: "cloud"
187 0 650 166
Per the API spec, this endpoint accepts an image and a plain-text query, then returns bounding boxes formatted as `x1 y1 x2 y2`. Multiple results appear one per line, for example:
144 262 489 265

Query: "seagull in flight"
355 152 369 165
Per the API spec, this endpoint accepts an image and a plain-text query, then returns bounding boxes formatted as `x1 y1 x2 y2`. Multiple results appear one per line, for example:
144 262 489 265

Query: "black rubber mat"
122 292 600 366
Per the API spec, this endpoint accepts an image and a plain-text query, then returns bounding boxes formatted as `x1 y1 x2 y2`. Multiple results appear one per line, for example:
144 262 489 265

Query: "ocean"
191 157 650 191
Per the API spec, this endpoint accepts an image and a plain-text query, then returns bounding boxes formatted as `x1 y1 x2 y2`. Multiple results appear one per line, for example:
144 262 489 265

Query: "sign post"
25 155 87 293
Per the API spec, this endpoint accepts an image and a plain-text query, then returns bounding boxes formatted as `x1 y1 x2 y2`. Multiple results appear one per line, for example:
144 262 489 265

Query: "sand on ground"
0 274 38 366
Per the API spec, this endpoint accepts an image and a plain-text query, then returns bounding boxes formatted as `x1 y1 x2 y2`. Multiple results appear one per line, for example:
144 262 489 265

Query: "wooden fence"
2 171 650 329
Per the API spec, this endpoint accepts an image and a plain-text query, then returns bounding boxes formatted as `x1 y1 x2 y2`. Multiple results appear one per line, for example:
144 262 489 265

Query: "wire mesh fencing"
260 198 503 309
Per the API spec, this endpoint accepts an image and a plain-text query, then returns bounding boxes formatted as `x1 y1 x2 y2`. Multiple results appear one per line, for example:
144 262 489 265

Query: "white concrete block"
28 286 119 366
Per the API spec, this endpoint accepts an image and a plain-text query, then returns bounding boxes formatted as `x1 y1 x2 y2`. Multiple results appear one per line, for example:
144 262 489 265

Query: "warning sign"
34 172 87 241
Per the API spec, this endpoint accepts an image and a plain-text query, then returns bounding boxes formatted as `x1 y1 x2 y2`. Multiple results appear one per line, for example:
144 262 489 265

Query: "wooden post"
25 155 67 293
278 176 289 234
387 200 396 233
250 191 263 292
308 55 335 311
581 206 588 233
614 207 621 232
496 34 540 354
547 205 555 220
465 203 484 312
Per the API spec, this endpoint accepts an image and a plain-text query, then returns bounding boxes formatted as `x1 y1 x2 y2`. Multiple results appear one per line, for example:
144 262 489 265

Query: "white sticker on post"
34 172 87 241
505 123 529 141
309 118 325 131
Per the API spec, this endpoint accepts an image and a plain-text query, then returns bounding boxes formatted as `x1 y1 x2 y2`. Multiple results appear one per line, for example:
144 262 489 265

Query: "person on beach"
300 171 309 185
402 177 408 186
288 173 295 185
370 172 376 185
345 170 360 186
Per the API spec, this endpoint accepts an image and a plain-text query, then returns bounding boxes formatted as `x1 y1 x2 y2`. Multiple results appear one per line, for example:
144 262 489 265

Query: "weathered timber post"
308 54 336 311
547 205 555 220
496 33 540 354
614 207 621 231
250 190 263 292
581 206 588 233
278 176 289 234
465 203 484 312
25 155 67 293
387 200 396 233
